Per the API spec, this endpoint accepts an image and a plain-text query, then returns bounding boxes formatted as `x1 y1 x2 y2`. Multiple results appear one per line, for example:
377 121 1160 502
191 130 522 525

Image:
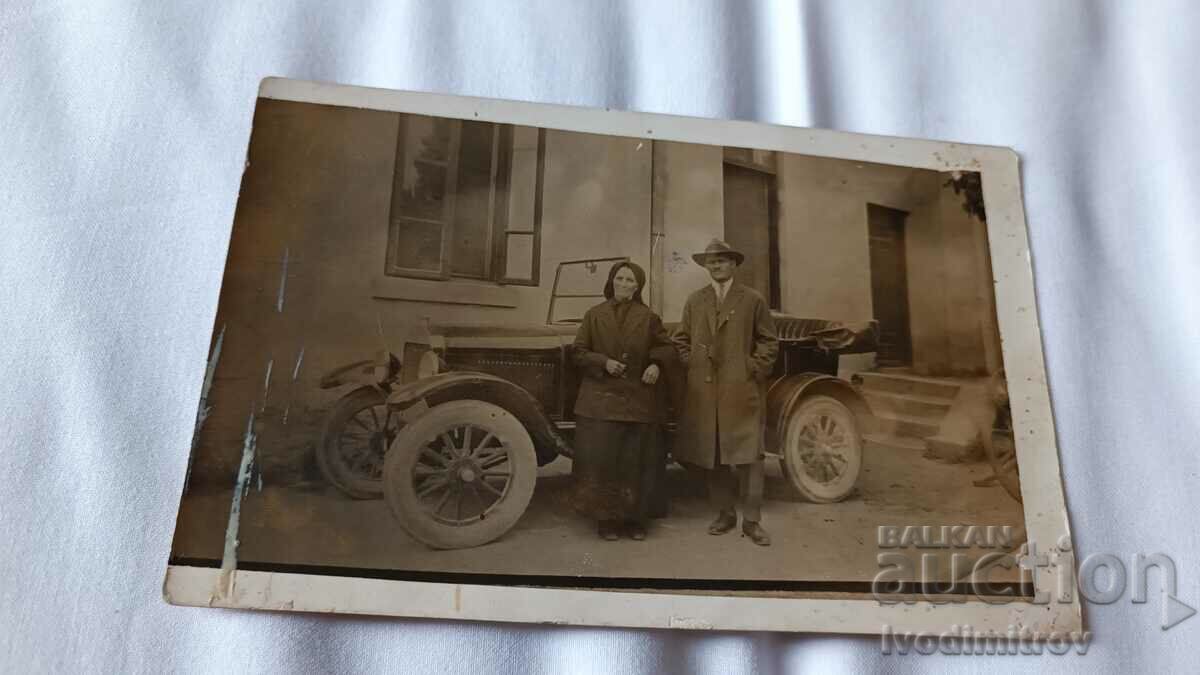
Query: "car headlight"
417 350 440 379
372 350 395 382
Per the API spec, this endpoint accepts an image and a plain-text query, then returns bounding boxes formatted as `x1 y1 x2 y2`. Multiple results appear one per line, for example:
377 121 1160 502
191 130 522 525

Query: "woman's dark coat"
572 299 675 423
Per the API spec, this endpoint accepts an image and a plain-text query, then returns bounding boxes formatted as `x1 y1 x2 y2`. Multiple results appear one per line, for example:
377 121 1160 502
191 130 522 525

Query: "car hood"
418 321 579 350
423 315 877 353
428 322 581 338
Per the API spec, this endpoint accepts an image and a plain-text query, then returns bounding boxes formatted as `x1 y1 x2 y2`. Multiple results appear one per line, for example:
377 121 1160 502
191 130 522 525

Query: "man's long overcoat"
671 283 779 468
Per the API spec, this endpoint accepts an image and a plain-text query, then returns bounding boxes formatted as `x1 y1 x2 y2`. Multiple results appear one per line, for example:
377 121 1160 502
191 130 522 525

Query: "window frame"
384 116 461 280
384 117 541 286
492 127 544 287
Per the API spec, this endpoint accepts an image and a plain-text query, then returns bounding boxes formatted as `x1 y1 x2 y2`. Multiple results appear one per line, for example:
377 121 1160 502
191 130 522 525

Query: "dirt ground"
171 439 1025 585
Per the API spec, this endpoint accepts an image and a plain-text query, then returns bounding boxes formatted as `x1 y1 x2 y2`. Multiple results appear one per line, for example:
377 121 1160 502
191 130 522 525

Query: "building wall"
775 154 928 322
197 99 402 485
905 172 952 373
773 156 1002 377
654 141 725 323
193 98 1003 484
537 128 653 315
194 101 652 482
906 179 1001 376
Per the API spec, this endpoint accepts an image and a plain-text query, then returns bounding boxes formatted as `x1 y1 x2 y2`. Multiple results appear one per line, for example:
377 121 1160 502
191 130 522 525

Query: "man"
671 239 779 546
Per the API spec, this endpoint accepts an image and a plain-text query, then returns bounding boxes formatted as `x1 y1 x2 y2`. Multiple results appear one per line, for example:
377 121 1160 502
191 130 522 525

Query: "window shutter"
496 127 544 286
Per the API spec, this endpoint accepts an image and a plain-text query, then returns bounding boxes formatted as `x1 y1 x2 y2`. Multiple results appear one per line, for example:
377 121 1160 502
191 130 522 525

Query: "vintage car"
316 257 879 549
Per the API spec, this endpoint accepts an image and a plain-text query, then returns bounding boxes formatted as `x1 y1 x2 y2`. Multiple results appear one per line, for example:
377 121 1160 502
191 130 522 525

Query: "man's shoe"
708 510 737 535
599 520 620 541
742 521 771 546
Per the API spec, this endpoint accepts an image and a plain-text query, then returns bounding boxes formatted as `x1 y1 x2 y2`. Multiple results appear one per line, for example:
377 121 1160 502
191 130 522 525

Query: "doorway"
722 163 780 309
867 204 913 367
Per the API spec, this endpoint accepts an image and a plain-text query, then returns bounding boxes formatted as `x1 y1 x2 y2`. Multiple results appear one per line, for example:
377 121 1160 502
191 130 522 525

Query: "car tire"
383 399 537 549
781 395 863 503
317 386 398 499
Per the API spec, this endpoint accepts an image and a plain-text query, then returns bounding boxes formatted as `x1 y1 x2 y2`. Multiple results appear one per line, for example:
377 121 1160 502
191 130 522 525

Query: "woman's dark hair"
602 260 646 304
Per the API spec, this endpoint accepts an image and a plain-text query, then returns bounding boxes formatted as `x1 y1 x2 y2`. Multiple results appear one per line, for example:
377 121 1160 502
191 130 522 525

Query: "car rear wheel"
781 395 862 502
983 405 1022 503
383 400 537 549
317 386 400 499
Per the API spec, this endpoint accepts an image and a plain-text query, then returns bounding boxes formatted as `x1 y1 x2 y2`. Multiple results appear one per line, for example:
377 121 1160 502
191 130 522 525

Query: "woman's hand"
605 359 627 377
641 363 660 384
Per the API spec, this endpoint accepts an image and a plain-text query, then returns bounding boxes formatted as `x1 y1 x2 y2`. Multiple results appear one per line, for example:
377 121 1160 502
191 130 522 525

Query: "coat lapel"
716 284 745 331
596 301 619 346
598 300 650 359
618 302 648 356
704 286 718 339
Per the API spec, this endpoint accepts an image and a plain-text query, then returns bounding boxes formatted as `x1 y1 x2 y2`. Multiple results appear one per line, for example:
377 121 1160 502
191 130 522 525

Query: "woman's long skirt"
572 416 667 523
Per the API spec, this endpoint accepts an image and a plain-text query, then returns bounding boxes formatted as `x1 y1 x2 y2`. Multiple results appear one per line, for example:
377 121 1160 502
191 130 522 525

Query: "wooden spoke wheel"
781 395 863 503
383 400 537 549
984 404 1022 503
317 386 402 499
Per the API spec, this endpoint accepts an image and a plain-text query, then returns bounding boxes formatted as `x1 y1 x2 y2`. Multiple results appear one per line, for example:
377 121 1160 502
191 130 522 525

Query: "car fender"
765 373 875 449
385 371 569 465
318 352 400 390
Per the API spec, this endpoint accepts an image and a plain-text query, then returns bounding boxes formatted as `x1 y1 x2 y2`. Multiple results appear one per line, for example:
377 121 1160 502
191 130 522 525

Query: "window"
723 146 776 174
385 115 543 285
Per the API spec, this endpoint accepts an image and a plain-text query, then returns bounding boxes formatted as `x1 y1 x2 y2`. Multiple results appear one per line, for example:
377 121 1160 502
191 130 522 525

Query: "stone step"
857 372 962 399
863 432 927 453
863 389 953 419
925 434 983 464
873 411 941 439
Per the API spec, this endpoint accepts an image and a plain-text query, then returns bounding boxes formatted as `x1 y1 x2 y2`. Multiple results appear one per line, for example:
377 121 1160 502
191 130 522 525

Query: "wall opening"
867 203 913 367
723 162 780 309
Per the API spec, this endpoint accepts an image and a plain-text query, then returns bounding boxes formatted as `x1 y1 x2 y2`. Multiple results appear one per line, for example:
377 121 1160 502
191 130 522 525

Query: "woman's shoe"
626 521 647 541
598 520 620 541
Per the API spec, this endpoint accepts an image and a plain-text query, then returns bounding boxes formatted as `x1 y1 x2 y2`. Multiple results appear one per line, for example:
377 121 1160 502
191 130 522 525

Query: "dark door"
723 163 780 308
868 204 913 366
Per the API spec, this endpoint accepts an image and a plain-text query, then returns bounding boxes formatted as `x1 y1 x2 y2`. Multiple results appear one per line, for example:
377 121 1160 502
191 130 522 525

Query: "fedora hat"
691 238 745 266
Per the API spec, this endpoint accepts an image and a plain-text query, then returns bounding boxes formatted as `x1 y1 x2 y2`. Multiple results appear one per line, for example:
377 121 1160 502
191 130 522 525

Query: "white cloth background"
2 0 1197 672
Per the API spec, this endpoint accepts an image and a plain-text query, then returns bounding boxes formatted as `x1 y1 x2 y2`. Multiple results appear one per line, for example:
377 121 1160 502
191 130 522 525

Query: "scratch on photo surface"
276 246 289 312
282 347 305 425
261 359 273 413
216 406 257 600
192 325 225 444
375 312 387 350
667 250 688 273
186 324 225 490
291 347 305 380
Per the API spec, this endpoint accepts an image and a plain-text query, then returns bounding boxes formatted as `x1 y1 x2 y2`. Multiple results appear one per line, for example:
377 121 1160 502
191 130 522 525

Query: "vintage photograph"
167 80 1074 632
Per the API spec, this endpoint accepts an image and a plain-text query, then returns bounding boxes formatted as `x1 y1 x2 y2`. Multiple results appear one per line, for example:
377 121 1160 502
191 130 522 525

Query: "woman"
571 261 675 541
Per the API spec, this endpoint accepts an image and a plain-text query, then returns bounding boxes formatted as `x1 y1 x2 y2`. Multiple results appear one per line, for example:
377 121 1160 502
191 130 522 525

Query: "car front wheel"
781 394 863 503
383 399 537 549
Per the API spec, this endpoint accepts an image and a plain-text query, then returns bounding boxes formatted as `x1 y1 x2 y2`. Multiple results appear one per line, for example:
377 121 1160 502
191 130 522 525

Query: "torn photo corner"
165 77 1078 636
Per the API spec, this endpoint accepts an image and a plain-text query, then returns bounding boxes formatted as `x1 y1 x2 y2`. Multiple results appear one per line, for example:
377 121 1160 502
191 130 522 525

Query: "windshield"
546 256 629 324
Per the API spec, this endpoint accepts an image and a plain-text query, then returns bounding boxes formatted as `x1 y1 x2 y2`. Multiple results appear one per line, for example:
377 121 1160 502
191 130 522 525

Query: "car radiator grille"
444 349 560 413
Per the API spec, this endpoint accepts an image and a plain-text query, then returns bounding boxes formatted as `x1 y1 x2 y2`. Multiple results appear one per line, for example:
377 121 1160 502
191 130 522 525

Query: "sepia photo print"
166 79 1076 634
